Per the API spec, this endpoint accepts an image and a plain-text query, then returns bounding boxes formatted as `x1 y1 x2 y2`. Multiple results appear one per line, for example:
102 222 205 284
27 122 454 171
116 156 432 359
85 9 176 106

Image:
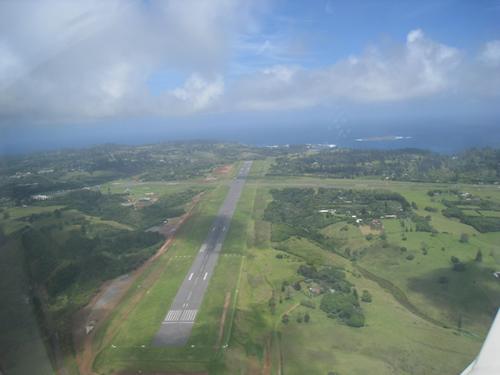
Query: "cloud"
479 40 500 66
0 0 498 124
0 0 257 121
170 74 224 112
230 29 463 110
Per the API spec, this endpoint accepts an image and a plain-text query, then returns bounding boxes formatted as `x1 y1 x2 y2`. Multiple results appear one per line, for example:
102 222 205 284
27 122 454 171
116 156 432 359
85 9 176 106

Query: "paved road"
152 161 253 346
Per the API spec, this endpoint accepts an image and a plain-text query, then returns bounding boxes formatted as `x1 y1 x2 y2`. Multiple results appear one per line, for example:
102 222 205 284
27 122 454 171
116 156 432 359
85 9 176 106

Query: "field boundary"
354 264 450 329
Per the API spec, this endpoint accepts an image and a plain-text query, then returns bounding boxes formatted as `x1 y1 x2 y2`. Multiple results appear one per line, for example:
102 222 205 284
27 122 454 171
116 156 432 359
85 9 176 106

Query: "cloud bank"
0 1 499 123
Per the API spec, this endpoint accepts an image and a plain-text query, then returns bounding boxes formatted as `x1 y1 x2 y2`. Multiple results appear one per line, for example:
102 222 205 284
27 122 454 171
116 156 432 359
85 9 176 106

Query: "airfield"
153 161 252 346
86 158 500 375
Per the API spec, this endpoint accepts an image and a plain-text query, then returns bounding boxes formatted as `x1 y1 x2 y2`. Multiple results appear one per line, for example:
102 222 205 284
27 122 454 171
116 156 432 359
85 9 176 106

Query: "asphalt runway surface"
152 161 253 346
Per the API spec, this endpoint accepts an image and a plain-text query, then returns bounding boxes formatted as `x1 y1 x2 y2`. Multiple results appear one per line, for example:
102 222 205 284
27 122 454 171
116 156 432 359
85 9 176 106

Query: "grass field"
219 170 499 375
102 180 199 198
92 183 253 374
71 161 500 374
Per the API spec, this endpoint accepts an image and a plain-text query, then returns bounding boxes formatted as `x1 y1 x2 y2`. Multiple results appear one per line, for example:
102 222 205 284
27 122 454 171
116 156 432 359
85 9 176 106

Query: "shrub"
406 254 415 260
304 312 310 323
453 262 466 272
346 311 365 327
361 290 372 303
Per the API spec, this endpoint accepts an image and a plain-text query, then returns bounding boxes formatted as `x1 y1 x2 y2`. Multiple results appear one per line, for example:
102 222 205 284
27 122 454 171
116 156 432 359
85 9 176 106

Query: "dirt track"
215 292 231 350
73 193 203 375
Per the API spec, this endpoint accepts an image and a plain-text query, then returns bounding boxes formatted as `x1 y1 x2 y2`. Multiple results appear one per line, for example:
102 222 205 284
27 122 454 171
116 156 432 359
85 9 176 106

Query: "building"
31 194 49 200
370 219 383 230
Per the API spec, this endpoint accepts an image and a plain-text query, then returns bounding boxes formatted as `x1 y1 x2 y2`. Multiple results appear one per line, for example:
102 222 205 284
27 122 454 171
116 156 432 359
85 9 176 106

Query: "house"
31 194 49 200
308 286 322 295
370 219 383 230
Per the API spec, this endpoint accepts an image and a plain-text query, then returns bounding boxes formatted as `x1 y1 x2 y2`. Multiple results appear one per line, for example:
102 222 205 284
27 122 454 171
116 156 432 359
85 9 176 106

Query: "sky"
0 0 500 153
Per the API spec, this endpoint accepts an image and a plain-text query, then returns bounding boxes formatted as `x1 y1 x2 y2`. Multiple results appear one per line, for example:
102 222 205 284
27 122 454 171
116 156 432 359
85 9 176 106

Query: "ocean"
1 120 499 155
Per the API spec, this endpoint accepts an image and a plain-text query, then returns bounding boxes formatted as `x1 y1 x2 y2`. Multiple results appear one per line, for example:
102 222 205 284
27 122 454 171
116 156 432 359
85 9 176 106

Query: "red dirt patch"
213 164 233 175
215 292 231 350
262 336 272 375
73 193 204 375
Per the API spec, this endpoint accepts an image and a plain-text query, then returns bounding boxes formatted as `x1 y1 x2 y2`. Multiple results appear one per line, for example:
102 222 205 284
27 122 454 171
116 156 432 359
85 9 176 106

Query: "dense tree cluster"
21 220 162 298
0 142 279 203
440 194 500 233
50 188 199 229
269 148 500 183
297 265 365 327
264 187 413 253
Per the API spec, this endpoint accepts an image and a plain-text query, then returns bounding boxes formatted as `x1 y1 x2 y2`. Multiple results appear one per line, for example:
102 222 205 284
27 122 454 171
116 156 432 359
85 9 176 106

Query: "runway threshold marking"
188 273 194 281
164 309 182 322
203 272 208 280
163 309 198 323
180 309 197 321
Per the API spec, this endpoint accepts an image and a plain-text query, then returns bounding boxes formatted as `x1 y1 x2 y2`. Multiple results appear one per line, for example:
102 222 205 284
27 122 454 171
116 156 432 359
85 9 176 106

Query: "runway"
152 161 253 346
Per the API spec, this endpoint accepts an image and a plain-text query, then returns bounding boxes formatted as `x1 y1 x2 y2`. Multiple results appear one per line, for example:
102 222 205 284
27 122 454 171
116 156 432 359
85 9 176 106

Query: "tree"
411 201 418 209
475 249 483 262
3 211 10 220
296 314 303 323
453 262 466 272
304 312 310 323
346 311 365 327
293 281 302 291
268 294 276 314
361 290 372 303
281 314 289 324
281 281 287 292
459 233 469 243
352 288 359 301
